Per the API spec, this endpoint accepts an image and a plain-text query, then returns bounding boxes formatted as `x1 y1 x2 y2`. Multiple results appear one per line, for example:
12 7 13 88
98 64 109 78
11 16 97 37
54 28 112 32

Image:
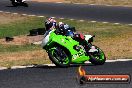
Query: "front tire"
12 2 18 7
48 46 71 67
23 3 28 7
89 46 106 65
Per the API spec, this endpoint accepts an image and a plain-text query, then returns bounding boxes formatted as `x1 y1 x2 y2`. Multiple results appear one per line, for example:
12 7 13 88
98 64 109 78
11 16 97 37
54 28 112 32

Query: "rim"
50 47 69 65
92 48 105 61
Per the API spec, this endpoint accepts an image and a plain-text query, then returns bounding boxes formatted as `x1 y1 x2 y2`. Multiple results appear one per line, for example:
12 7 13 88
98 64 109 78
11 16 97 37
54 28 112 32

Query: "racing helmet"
58 22 74 37
45 17 57 30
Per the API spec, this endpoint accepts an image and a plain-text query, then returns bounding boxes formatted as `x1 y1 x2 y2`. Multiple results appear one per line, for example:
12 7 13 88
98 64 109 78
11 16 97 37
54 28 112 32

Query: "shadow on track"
6 6 15 7
30 63 95 69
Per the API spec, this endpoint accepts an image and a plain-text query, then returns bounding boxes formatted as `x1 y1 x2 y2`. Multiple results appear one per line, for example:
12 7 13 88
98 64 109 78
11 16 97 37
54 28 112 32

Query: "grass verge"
0 14 45 38
0 44 41 52
65 0 132 7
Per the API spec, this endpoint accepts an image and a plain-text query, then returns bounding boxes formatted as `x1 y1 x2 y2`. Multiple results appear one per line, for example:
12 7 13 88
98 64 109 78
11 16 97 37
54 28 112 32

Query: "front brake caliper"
88 46 98 53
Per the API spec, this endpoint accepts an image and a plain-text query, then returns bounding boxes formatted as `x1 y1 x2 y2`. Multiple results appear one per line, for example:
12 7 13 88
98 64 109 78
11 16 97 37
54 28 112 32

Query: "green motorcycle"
42 29 106 67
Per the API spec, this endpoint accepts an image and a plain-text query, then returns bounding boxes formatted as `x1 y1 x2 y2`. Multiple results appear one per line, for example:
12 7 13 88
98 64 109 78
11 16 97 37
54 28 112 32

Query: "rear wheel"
89 46 106 65
48 46 71 67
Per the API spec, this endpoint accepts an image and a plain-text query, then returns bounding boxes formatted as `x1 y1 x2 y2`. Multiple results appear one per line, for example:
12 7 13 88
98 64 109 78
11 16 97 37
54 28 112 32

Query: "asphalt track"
0 61 132 88
1 0 132 24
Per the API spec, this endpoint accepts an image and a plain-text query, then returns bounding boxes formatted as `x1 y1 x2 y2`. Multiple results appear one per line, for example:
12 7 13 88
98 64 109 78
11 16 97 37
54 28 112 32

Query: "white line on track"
0 59 132 70
12 13 18 15
0 11 3 12
102 22 109 24
37 16 44 18
11 65 35 69
0 10 132 26
128 24 132 26
22 14 27 16
5 12 11 14
60 18 64 19
89 4 95 6
74 3 82 4
56 2 63 3
44 64 56 66
51 17 56 18
91 21 97 23
117 59 132 61
70 19 74 20
0 67 7 70
28 15 36 17
105 5 112 6
114 23 120 25
79 20 84 22
11 66 27 69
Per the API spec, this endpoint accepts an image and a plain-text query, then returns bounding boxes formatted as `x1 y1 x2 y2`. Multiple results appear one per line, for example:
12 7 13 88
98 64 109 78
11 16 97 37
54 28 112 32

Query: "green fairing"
44 30 90 64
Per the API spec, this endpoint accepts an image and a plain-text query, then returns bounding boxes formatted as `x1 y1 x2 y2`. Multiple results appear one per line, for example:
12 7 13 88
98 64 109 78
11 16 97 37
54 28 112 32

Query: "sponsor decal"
73 51 84 60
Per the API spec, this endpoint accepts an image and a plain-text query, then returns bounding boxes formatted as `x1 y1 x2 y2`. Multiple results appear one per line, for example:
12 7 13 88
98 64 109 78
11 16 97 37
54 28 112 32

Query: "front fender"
47 35 79 55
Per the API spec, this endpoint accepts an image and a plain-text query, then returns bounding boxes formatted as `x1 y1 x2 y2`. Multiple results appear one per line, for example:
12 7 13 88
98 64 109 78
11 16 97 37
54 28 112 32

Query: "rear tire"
48 46 71 67
89 46 106 65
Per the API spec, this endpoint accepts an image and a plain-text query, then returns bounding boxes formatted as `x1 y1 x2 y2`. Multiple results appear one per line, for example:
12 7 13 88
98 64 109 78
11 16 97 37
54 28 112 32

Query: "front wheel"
48 46 71 67
12 2 18 7
89 46 106 65
22 3 28 7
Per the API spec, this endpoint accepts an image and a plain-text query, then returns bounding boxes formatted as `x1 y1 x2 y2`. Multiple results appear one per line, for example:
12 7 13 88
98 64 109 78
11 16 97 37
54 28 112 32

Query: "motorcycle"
42 29 106 67
10 0 28 7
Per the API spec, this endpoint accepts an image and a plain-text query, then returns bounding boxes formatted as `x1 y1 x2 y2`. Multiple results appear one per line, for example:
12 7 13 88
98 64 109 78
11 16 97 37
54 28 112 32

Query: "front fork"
81 41 97 55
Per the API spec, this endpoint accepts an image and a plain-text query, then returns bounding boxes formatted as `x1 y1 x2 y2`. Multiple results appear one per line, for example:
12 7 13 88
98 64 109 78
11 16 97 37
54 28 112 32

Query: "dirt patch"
0 50 51 67
0 35 44 45
0 50 48 62
0 13 26 25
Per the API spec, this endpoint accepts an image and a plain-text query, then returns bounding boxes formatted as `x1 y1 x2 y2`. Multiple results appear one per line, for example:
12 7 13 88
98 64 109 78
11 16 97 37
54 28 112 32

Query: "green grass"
57 19 132 38
0 17 45 38
0 16 131 39
0 58 51 68
0 44 41 52
65 0 132 7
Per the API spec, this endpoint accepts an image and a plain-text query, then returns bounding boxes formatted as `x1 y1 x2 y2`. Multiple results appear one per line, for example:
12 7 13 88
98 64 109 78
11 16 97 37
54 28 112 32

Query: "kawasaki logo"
73 51 84 60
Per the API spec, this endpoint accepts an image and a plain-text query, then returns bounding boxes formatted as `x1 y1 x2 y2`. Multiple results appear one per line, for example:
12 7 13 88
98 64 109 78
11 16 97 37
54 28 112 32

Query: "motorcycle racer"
44 17 75 37
45 17 57 31
44 18 85 42
57 22 85 42
56 22 74 37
